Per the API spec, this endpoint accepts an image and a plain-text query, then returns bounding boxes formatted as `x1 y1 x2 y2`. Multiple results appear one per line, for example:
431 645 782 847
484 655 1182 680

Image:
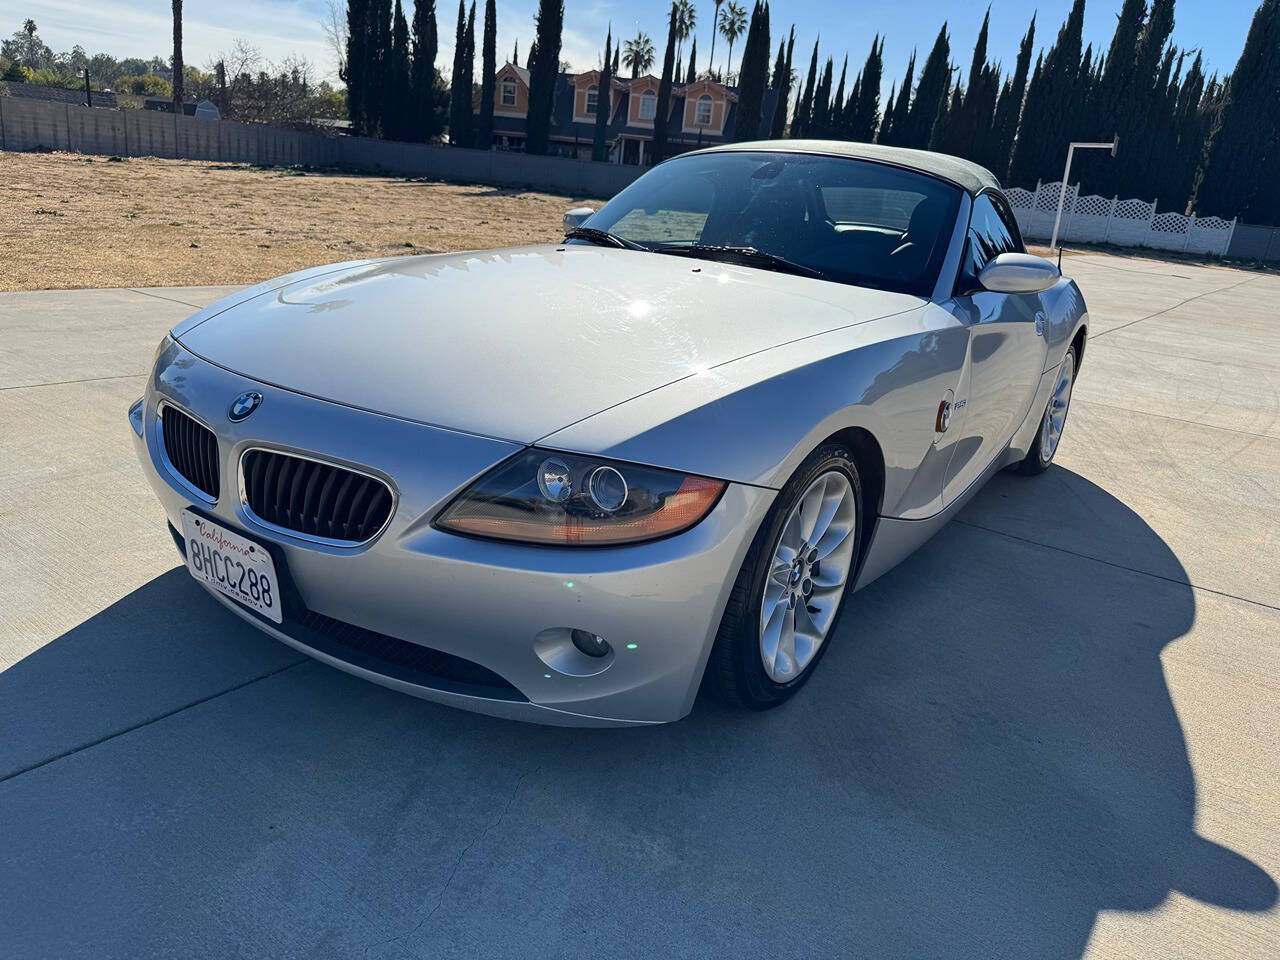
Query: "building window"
501 80 517 106
586 84 599 116
695 95 714 127
638 90 657 121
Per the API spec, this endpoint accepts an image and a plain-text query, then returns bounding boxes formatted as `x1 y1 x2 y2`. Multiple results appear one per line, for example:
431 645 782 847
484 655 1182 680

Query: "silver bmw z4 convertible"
129 140 1087 726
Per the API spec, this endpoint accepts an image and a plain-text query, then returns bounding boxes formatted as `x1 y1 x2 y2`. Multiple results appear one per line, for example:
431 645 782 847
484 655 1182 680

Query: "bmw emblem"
228 391 263 422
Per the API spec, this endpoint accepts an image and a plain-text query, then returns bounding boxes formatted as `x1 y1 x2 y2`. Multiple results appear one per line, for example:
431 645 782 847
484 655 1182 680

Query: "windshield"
580 151 963 297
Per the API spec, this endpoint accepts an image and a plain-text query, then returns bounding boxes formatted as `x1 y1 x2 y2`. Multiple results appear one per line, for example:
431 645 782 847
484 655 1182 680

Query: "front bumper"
131 340 774 725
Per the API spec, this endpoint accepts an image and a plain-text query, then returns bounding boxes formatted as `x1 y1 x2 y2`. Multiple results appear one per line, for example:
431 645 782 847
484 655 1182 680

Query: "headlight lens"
435 449 726 546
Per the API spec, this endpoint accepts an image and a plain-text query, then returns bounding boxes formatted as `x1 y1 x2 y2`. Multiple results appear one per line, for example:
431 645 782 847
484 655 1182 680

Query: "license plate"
181 510 282 623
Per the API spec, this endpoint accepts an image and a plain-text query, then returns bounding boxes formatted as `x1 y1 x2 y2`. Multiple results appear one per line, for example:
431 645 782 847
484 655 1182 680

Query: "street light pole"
1049 136 1120 251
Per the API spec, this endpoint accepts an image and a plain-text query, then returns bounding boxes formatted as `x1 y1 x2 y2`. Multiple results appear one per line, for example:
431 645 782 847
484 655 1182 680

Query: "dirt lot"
1 152 604 290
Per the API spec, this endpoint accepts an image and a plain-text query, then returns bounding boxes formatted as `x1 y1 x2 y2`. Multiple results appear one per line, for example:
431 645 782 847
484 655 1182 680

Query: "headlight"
435 449 726 546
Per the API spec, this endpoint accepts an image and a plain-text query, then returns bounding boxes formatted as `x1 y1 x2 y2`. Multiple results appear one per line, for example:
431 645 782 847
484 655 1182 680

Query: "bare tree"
320 0 349 77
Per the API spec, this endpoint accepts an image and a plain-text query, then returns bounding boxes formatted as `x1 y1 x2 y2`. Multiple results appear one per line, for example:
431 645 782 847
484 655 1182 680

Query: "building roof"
687 139 1002 195
0 81 117 109
503 64 531 86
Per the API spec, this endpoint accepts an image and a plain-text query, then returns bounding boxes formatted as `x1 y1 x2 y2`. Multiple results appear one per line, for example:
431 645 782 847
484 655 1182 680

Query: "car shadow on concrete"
1 468 1274 959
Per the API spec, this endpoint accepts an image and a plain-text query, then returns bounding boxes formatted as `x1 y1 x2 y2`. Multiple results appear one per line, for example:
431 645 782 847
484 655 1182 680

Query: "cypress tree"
831 55 848 134
527 41 537 70
474 0 496 148
929 79 962 151
963 64 999 167
768 26 794 138
592 27 613 161
369 0 393 135
410 0 442 141
386 0 412 140
900 23 949 149
770 40 786 88
878 84 895 144
1008 0 1085 186
990 14 1034 179
734 0 771 141
525 0 563 154
613 44 620 76
791 38 819 138
652 2 678 163
881 51 914 145
842 72 860 139
1120 0 1177 196
811 57 834 137
447 0 468 144
344 0 370 135
1168 52 1207 209
1194 0 1280 222
847 35 883 142
948 8 989 159
687 36 698 82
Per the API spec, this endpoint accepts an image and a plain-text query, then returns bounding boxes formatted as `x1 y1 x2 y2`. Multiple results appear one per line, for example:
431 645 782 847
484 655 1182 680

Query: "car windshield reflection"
579 151 963 296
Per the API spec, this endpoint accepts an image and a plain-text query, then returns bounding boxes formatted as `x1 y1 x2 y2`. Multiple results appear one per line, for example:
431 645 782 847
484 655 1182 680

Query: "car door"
942 193 1049 503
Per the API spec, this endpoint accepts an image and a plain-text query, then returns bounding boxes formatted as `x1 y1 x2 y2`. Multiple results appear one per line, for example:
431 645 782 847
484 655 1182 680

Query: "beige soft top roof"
685 139 1002 196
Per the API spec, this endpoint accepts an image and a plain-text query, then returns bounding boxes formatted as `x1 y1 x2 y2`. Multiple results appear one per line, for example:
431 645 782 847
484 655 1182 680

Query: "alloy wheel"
758 470 858 683
1040 351 1076 463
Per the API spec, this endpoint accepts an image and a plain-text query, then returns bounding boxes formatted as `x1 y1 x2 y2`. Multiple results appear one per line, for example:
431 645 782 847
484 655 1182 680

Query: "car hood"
176 246 923 443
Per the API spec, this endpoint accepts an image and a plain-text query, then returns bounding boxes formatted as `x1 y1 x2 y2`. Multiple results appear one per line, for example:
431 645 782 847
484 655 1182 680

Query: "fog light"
570 628 610 658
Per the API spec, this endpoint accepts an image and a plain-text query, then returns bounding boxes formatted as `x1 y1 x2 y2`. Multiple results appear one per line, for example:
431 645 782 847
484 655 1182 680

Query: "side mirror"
977 252 1061 294
563 206 595 230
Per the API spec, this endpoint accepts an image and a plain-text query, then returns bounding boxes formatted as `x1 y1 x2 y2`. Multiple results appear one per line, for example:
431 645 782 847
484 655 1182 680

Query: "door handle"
1034 315 1046 336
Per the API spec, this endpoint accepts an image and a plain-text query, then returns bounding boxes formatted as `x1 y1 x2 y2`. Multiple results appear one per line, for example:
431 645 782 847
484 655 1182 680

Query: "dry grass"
2 152 606 290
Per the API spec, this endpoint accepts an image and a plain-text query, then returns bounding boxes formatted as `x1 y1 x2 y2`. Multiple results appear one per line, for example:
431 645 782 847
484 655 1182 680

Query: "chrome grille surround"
237 446 396 547
157 401 220 502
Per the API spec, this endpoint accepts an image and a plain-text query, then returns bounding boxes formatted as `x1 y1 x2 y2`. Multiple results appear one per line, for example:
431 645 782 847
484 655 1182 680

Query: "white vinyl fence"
1006 181 1237 256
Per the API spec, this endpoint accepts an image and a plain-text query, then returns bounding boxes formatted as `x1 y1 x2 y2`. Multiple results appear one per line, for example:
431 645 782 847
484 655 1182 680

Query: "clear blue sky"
4 0 1261 101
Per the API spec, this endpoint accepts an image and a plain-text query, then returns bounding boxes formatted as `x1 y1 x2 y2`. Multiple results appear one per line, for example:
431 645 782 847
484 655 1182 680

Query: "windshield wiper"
654 244 826 280
563 227 649 251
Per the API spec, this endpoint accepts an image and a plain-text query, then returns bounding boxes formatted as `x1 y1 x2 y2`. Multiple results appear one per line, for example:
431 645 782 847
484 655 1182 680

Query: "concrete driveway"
2 254 1277 959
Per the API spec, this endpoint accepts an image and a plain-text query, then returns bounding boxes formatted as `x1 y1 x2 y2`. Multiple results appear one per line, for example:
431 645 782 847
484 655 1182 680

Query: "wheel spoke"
797 475 829 543
773 606 798 679
760 596 787 661
762 578 789 623
812 520 853 562
768 558 793 586
809 485 844 546
794 598 825 640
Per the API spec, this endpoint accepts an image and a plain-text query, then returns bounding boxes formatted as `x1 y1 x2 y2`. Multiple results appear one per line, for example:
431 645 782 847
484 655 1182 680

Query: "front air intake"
161 405 220 500
240 449 394 545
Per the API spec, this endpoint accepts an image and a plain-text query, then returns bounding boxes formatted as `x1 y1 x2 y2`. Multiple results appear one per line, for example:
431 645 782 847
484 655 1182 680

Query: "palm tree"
623 31 655 79
719 1 746 83
674 0 696 69
171 1 184 112
706 0 723 78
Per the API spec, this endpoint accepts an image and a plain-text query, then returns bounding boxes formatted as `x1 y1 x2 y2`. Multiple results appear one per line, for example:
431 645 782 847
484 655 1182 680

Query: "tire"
1017 344 1077 476
706 444 863 711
